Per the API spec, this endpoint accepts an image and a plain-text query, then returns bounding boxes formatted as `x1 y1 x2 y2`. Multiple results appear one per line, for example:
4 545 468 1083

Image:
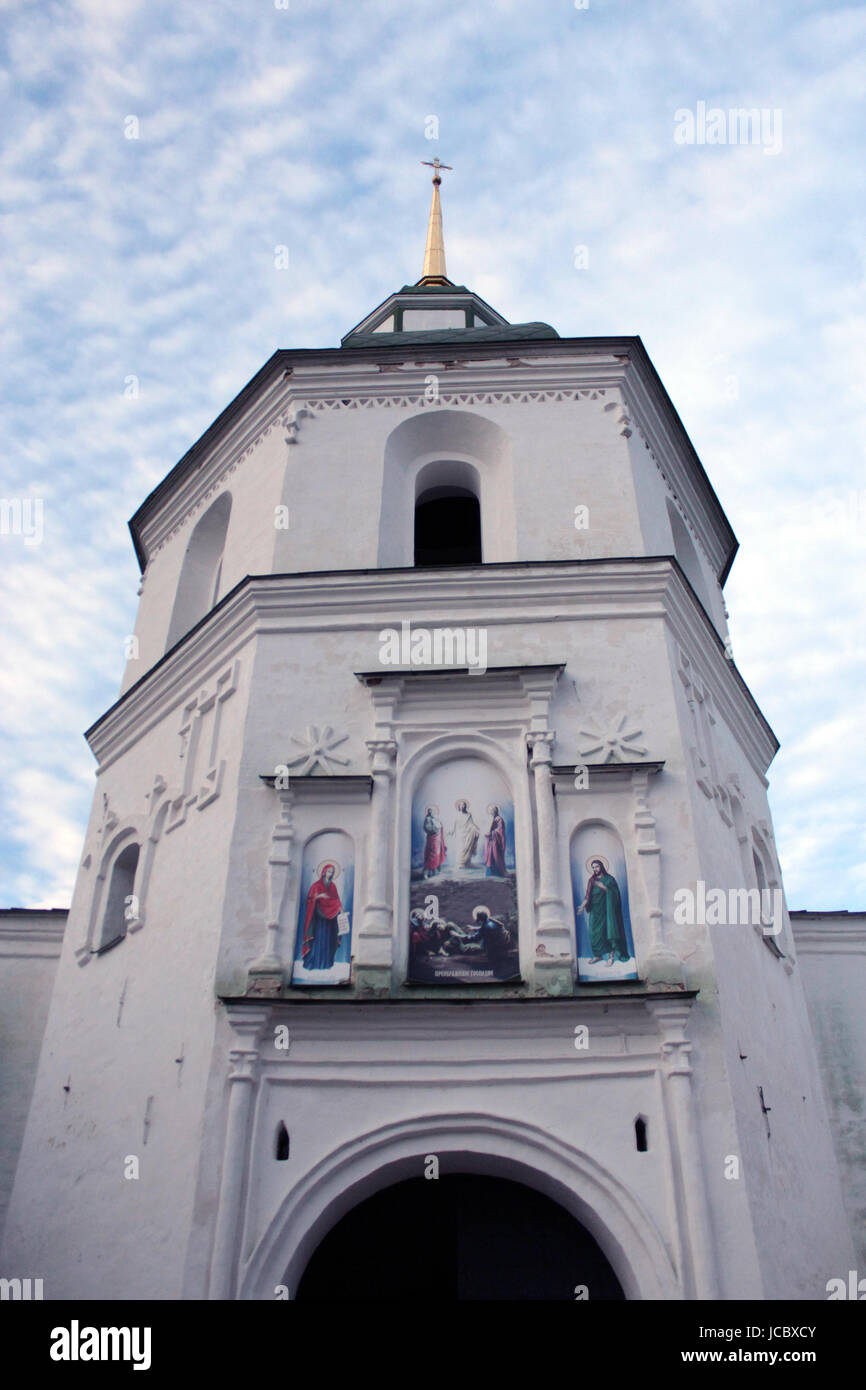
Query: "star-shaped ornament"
285 725 350 776
578 713 647 763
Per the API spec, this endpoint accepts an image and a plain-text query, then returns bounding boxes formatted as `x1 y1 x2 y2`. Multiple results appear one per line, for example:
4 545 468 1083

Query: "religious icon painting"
570 824 639 982
292 830 354 986
408 757 520 984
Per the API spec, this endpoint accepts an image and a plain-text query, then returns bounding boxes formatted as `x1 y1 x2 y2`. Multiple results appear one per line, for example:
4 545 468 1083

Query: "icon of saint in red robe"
422 805 446 876
484 805 507 877
302 862 343 969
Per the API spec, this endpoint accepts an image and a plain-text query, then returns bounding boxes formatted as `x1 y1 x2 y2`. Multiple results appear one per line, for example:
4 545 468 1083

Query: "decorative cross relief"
165 660 240 833
677 649 716 800
677 647 735 825
578 713 647 763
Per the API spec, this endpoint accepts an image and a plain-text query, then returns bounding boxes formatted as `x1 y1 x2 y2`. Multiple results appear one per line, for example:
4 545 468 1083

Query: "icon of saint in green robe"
580 859 630 964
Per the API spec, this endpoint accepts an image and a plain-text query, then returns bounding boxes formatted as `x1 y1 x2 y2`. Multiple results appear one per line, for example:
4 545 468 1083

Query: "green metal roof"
342 321 560 349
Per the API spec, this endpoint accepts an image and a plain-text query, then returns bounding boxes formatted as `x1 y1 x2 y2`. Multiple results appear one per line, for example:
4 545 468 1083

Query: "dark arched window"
414 486 481 567
97 842 140 953
635 1116 648 1152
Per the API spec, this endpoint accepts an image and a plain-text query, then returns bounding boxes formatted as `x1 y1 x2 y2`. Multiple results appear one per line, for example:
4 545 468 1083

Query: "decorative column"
648 1000 719 1299
247 788 295 997
209 1006 269 1300
527 731 572 994
632 767 684 987
356 738 398 996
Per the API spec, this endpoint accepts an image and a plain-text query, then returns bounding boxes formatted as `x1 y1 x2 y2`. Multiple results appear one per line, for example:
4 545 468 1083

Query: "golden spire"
418 157 452 285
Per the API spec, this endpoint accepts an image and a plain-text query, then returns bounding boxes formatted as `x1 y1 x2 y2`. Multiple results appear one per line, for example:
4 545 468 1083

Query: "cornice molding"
86 558 775 777
130 340 735 582
790 915 866 954
219 993 697 1044
0 913 67 956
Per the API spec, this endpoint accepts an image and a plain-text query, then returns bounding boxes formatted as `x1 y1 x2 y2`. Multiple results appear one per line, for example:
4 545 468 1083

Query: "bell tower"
1 172 855 1302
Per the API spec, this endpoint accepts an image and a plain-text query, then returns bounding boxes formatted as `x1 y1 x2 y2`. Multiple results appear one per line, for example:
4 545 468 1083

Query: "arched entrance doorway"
295 1173 625 1300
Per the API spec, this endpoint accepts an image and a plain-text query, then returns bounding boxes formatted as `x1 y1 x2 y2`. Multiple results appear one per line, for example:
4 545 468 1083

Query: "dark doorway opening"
414 487 482 567
295 1172 625 1301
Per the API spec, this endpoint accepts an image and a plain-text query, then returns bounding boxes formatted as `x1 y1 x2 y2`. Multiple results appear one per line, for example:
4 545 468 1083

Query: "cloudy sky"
2 0 864 911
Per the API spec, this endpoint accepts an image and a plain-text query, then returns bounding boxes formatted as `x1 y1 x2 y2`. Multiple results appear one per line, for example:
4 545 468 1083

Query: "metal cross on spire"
418 157 453 283
421 156 453 186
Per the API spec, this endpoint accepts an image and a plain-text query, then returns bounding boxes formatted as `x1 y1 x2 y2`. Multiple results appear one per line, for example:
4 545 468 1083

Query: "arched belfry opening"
295 1173 625 1301
414 484 482 567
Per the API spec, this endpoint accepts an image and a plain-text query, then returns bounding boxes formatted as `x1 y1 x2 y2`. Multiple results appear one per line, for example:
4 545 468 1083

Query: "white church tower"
2 167 855 1300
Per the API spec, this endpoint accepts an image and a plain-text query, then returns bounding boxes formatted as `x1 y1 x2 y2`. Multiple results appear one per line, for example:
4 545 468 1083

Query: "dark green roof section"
342 321 560 349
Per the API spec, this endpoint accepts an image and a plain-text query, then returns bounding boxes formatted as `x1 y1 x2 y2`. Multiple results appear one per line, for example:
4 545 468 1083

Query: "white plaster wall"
0 644 255 1299
661 628 855 1297
626 430 729 637
792 914 866 1272
0 911 66 1243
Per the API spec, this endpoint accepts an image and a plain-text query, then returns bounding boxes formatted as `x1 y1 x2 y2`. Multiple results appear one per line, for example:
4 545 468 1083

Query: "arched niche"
407 753 520 984
291 829 355 987
377 410 516 567
666 498 711 615
84 826 144 957
570 821 638 982
750 825 789 954
166 491 232 650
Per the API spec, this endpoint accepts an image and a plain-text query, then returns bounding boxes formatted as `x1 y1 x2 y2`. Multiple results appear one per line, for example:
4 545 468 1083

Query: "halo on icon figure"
486 803 500 816
425 804 440 816
316 860 341 879
454 797 470 809
586 855 610 873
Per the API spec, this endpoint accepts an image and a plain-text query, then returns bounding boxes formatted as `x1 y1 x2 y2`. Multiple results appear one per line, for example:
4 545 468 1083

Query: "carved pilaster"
527 731 572 993
648 1000 718 1299
356 738 398 995
247 788 295 996
632 767 685 987
209 1007 269 1299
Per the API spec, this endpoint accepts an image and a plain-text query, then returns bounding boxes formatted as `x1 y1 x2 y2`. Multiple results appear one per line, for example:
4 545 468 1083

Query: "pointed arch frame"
236 1111 680 1301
